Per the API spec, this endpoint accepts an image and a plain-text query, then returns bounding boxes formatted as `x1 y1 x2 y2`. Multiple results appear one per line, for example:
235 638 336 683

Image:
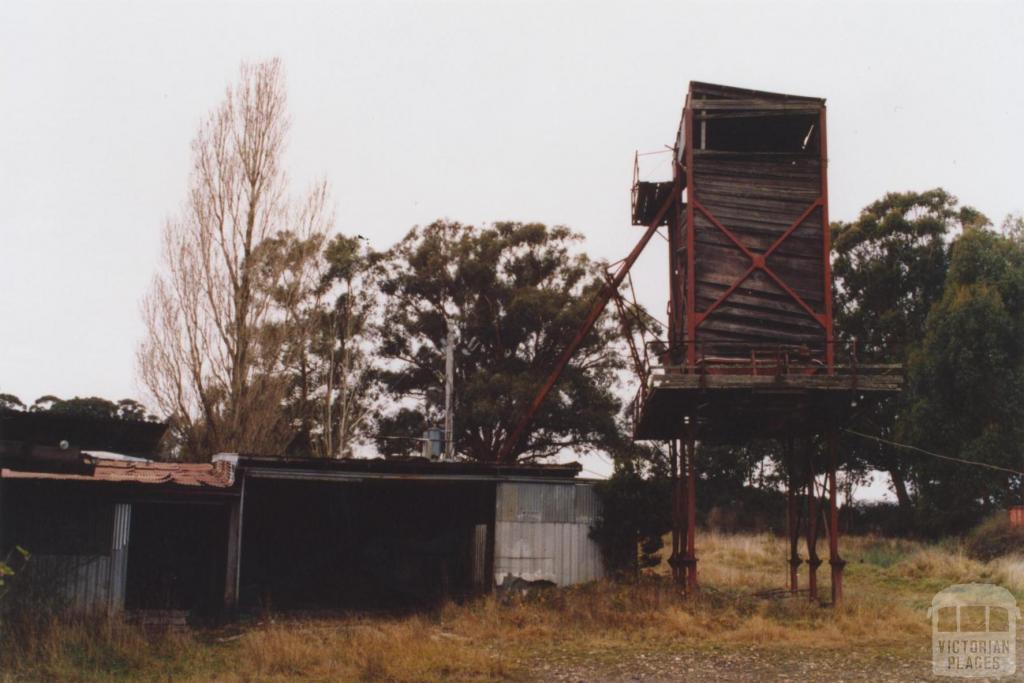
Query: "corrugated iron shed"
493 481 604 586
2 451 603 615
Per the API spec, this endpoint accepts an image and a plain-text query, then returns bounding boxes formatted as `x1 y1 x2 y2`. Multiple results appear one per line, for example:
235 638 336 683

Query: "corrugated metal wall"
494 481 603 586
31 555 112 612
29 502 132 613
109 503 131 612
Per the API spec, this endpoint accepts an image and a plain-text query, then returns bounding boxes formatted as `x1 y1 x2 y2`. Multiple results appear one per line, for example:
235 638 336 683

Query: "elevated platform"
631 181 675 226
630 149 681 227
633 365 902 440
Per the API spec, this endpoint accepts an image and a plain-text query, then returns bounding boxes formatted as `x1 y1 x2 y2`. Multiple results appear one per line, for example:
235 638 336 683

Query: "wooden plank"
698 320 823 345
224 497 242 610
695 285 823 319
699 301 822 332
697 268 824 311
691 99 822 112
652 374 902 392
689 82 824 103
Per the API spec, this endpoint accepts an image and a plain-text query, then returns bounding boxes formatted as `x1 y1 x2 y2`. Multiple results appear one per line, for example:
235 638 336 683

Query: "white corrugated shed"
494 481 604 586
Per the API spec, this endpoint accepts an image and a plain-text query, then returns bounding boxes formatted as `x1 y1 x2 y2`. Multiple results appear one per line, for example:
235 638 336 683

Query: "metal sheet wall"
573 482 601 523
31 555 112 612
28 502 132 614
494 481 603 586
495 482 575 523
109 503 131 612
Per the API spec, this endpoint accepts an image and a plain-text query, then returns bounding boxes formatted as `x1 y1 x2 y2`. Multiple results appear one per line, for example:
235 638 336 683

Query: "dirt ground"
516 643 1018 683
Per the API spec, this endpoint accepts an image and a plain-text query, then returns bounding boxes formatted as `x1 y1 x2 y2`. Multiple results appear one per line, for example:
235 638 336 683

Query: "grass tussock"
4 531 1019 681
964 512 1024 561
889 546 1024 594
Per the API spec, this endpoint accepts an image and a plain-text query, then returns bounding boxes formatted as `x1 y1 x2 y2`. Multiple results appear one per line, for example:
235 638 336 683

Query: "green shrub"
964 512 1024 561
590 469 670 579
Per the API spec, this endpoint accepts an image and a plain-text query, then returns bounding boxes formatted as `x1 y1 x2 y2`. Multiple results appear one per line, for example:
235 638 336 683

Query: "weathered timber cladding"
682 82 829 352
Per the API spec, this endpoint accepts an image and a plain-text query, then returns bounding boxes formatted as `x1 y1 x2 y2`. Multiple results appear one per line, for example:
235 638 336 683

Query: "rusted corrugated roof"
230 454 581 480
0 459 233 488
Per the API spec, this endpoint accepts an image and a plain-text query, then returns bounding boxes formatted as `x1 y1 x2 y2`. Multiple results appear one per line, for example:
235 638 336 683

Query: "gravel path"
518 645 1011 682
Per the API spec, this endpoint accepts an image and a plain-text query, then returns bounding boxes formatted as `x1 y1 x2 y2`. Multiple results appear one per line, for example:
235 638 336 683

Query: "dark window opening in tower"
699 114 819 154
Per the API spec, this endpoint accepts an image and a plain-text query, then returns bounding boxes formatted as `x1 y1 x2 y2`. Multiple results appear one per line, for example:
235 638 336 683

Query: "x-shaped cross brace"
691 197 827 329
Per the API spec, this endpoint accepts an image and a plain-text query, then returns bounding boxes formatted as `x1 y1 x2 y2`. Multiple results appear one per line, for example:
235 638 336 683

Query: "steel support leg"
669 439 683 586
805 440 822 602
827 427 845 606
682 427 699 595
785 437 801 594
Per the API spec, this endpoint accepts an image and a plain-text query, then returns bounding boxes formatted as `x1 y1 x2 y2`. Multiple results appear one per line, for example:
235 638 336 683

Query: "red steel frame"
496 179 680 463
497 85 847 605
668 96 844 602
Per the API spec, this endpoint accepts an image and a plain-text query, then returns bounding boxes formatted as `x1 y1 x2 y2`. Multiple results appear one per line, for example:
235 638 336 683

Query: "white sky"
2 0 1022 494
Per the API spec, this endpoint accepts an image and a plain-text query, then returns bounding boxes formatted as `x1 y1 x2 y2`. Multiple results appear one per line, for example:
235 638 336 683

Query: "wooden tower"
632 82 901 601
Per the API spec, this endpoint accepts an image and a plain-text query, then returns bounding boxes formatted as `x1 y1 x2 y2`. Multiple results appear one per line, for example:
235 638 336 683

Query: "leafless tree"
137 59 332 458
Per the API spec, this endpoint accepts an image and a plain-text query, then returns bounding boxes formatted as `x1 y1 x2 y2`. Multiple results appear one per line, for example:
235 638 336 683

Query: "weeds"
2 532 1018 681
964 512 1024 561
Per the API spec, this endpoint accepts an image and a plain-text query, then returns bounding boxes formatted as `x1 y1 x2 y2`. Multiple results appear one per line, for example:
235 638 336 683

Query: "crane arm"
496 183 679 462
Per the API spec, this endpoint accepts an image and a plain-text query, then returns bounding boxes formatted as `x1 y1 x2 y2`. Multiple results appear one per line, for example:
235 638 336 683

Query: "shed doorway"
124 501 229 617
239 478 494 611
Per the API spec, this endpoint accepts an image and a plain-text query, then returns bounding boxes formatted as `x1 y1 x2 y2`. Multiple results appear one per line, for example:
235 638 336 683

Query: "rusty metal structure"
632 82 901 602
499 81 902 604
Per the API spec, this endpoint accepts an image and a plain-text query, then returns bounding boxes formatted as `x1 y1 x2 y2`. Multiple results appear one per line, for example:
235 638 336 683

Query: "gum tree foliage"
373 220 625 462
0 394 25 412
0 394 154 421
830 189 988 510
696 439 789 529
902 224 1024 531
276 233 381 457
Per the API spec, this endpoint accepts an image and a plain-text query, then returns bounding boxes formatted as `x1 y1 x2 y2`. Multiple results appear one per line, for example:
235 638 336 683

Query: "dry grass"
4 531 1020 681
0 612 509 683
889 546 1024 593
667 530 789 590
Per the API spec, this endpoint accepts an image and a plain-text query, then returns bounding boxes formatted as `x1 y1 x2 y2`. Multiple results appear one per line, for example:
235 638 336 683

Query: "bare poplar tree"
138 59 332 458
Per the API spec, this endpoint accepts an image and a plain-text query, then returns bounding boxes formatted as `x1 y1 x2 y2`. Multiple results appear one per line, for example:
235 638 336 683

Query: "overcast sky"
2 0 1022 488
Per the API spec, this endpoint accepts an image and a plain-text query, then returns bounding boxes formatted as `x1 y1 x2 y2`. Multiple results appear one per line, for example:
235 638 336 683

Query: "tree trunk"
888 467 912 510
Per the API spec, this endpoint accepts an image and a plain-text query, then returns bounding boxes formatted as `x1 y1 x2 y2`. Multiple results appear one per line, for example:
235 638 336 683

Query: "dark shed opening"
125 502 229 616
239 477 494 610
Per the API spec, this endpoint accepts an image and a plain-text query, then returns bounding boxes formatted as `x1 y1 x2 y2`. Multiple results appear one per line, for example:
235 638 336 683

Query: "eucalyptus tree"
831 189 987 510
903 225 1024 530
374 220 625 462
